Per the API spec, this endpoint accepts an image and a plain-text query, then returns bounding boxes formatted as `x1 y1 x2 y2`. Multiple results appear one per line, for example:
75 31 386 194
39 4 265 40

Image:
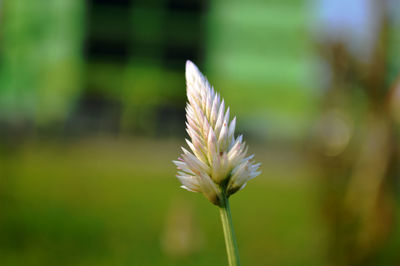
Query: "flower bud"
174 61 261 205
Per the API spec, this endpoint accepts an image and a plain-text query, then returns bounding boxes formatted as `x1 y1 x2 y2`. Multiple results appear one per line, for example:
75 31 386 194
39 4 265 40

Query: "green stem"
219 191 241 266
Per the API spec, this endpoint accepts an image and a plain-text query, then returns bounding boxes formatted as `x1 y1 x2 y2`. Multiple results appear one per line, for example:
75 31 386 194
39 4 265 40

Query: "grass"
0 138 326 265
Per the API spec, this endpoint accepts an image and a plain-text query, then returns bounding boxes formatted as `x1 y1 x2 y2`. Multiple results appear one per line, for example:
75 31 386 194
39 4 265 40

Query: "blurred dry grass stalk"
161 197 204 257
312 1 400 265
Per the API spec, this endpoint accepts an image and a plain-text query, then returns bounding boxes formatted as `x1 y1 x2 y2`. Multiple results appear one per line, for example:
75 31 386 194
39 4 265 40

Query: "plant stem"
219 190 241 266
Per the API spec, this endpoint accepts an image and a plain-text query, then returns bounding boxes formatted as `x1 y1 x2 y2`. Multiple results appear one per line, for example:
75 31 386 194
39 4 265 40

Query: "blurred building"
0 0 317 141
0 0 399 141
207 0 315 140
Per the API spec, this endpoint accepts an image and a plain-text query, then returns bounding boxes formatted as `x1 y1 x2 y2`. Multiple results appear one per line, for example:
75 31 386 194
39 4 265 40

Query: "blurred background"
0 0 400 265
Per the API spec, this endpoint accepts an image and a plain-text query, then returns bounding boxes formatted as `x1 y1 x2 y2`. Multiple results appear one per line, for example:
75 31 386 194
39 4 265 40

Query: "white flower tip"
186 60 196 69
186 60 201 81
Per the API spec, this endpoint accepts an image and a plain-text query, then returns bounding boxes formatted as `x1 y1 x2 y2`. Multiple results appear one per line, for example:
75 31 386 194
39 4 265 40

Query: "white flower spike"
173 60 261 206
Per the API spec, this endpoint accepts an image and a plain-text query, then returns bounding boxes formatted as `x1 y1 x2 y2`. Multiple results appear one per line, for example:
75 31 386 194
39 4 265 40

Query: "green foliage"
0 0 85 124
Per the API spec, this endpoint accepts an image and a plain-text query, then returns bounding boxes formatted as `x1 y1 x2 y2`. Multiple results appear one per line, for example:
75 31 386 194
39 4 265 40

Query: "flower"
173 61 261 206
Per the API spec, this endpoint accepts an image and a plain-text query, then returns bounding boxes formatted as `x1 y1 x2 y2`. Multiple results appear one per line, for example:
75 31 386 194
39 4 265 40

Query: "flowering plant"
173 61 260 266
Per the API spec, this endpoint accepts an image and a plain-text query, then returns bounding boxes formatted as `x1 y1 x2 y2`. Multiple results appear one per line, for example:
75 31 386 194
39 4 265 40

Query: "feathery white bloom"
173 61 261 205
